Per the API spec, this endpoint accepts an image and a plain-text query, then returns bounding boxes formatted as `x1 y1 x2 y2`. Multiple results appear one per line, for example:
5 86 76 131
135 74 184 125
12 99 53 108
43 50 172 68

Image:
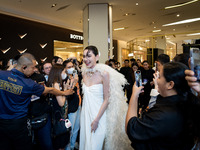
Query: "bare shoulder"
102 71 109 78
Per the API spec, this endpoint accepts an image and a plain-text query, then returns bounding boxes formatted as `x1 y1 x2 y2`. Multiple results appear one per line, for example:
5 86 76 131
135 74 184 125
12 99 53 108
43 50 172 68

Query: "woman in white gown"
80 46 132 150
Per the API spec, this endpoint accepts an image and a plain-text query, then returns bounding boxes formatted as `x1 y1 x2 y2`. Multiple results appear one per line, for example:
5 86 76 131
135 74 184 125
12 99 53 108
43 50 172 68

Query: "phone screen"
73 70 77 78
190 48 200 81
134 70 142 87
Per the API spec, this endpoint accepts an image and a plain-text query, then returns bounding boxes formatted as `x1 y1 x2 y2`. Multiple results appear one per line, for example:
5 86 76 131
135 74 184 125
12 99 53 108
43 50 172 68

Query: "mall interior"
0 0 200 66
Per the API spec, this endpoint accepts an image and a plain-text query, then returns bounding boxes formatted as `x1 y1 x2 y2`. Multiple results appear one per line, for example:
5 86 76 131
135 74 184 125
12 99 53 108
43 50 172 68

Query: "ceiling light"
136 3 139 5
128 53 134 57
55 48 66 50
70 45 83 48
165 0 198 9
152 29 161 32
123 13 136 16
162 17 200 26
154 27 156 28
177 14 180 17
187 32 200 36
167 41 176 45
139 46 143 50
173 29 176 31
51 4 57 8
114 27 125 31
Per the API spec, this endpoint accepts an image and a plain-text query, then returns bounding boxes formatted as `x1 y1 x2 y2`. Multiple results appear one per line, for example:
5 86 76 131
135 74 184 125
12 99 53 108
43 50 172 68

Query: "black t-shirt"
120 66 132 80
127 95 194 150
29 73 51 117
65 78 79 114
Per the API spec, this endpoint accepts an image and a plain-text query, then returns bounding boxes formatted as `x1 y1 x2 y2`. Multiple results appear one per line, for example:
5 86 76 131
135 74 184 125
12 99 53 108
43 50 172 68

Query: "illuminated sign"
70 34 83 40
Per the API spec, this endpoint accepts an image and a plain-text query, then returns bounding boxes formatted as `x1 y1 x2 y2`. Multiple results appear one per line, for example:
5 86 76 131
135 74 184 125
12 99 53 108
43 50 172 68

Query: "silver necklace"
87 71 94 77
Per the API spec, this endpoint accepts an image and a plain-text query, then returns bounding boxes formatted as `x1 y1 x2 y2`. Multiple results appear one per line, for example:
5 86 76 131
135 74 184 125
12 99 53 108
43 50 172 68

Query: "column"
156 36 166 52
83 4 112 63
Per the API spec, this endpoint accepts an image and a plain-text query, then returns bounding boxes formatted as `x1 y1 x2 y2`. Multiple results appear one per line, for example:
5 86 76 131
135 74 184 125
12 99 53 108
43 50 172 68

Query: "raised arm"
43 86 74 96
125 83 143 133
91 71 110 133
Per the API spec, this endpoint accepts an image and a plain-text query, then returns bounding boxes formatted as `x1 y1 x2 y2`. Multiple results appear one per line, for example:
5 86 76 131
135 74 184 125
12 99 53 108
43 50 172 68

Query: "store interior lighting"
187 32 200 36
163 18 200 26
164 0 198 9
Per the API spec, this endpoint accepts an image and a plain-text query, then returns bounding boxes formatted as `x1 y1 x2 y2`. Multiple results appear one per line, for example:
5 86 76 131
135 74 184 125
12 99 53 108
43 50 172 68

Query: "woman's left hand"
91 120 99 133
132 82 144 98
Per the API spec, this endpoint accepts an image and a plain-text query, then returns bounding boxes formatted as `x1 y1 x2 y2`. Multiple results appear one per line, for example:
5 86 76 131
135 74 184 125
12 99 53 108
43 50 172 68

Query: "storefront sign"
70 34 83 40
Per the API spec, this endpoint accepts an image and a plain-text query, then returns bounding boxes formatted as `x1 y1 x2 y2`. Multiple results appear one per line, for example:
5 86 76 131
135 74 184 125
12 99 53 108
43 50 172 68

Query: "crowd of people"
0 46 200 150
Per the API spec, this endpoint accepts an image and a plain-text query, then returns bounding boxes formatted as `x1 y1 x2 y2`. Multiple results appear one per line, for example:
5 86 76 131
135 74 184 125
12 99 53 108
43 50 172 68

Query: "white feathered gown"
80 64 132 150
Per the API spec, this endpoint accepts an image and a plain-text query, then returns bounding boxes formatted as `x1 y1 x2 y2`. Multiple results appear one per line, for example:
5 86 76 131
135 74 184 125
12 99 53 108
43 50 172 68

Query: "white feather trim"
82 64 132 150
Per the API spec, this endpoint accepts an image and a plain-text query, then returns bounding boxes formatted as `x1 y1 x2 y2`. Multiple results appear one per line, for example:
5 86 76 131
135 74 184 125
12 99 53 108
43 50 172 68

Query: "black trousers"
0 116 32 150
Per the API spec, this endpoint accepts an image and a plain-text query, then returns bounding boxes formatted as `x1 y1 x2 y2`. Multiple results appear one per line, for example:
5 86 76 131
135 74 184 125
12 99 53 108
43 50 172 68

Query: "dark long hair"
47 64 64 90
163 62 190 97
163 62 200 140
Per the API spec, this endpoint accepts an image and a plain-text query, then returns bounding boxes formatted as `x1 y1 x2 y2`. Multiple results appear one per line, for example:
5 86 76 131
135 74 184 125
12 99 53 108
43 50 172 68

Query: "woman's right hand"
185 70 200 93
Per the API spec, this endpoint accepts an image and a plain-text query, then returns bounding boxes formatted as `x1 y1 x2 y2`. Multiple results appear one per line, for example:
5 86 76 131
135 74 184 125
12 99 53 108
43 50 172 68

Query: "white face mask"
61 73 67 80
67 68 74 75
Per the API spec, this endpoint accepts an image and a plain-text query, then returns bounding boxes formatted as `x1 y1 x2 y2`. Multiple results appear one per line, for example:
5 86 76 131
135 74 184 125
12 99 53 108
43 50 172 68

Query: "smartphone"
154 62 158 72
73 59 77 64
134 70 142 87
9 59 17 65
190 48 200 81
73 69 77 78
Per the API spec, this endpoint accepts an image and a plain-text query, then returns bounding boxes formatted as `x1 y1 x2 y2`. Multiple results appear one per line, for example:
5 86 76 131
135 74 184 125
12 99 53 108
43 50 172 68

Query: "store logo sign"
70 34 83 40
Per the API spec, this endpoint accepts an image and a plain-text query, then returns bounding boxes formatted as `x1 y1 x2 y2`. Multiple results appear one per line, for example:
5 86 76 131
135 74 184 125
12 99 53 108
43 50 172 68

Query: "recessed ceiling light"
123 13 136 16
187 32 200 36
173 29 176 31
114 27 125 31
165 0 198 9
152 29 161 32
136 3 139 5
177 14 180 17
51 4 57 8
162 17 200 26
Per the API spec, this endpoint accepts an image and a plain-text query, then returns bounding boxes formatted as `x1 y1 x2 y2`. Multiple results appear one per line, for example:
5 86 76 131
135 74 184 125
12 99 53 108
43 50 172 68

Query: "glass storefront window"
54 40 83 62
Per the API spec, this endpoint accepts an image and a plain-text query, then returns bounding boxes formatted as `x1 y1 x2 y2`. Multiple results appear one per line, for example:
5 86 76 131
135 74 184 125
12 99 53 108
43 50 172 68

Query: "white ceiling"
0 0 200 43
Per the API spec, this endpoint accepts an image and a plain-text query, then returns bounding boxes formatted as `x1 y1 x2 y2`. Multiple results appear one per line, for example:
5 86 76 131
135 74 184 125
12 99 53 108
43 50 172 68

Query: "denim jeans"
66 106 80 150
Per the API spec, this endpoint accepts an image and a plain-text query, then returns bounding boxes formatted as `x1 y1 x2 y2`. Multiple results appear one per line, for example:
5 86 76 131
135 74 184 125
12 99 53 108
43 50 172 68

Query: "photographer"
63 60 81 150
126 62 200 150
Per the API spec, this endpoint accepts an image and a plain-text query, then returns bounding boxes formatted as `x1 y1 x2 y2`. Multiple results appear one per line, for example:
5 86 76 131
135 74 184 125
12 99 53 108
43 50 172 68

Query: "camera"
134 70 142 87
190 48 200 81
